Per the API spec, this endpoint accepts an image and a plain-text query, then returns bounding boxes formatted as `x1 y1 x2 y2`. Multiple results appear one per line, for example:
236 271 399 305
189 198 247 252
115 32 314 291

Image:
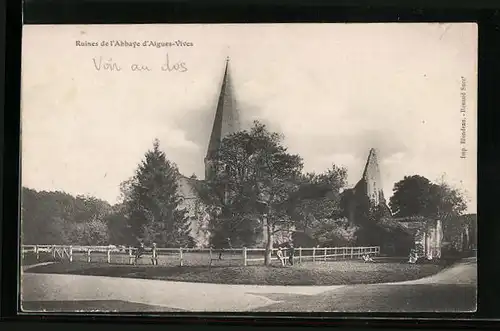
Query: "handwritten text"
92 53 188 73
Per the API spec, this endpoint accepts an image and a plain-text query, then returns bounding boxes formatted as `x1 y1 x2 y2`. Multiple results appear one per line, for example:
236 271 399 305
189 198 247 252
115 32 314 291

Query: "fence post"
87 248 91 263
209 247 212 262
351 247 354 259
243 247 247 266
69 246 73 262
107 247 111 264
35 245 39 260
179 247 184 267
299 247 302 264
324 247 327 262
313 247 316 262
128 247 133 265
52 246 56 259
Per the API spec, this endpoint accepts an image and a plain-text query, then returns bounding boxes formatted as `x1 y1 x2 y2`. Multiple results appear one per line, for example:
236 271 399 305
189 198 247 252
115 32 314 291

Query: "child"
362 254 374 263
276 247 286 266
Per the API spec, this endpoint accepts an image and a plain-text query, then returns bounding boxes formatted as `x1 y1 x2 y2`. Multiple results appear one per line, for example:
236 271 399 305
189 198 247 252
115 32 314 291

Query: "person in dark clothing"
134 242 146 265
218 237 232 260
288 243 295 266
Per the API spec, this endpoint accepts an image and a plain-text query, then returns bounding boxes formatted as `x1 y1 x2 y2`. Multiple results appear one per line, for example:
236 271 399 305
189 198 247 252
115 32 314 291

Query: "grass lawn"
22 251 257 267
26 260 448 286
22 253 57 266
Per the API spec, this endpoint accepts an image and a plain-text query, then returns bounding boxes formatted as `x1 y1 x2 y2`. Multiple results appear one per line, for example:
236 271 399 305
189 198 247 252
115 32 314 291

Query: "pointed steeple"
204 57 241 179
361 148 385 206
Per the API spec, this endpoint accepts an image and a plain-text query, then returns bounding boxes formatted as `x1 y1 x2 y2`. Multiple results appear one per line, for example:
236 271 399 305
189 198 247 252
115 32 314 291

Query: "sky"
21 23 478 213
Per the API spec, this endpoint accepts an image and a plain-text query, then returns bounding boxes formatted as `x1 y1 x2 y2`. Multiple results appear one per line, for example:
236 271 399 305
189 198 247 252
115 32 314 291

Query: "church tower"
343 148 391 225
361 148 386 206
204 57 241 180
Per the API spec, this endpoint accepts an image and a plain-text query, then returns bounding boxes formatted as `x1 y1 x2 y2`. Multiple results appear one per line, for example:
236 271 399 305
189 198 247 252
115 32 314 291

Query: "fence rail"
21 244 380 267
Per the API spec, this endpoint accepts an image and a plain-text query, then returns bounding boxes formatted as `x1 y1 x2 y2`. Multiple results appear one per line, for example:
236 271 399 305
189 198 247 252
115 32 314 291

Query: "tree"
105 203 133 245
286 166 348 247
429 181 468 245
429 181 468 221
390 175 467 220
66 216 110 246
122 139 194 247
291 167 347 229
389 175 436 217
199 121 303 265
389 175 469 249
312 217 359 247
73 195 112 223
21 187 113 245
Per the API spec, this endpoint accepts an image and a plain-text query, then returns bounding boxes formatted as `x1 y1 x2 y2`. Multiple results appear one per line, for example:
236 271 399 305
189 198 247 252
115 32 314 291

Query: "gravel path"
21 272 343 312
21 259 476 312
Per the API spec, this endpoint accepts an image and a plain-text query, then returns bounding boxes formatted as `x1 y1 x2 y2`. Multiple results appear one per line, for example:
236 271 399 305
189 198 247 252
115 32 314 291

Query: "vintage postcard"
20 23 477 313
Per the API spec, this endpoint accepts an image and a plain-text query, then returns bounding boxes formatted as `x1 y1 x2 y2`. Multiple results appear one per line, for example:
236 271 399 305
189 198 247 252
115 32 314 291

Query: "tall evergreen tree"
123 139 194 247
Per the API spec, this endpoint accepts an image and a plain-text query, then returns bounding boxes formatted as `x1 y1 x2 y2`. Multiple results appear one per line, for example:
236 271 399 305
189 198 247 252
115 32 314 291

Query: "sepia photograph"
19 23 477 313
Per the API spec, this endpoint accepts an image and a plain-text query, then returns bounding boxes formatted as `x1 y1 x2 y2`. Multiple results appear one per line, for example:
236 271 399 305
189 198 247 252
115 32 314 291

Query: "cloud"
382 152 406 165
162 129 199 150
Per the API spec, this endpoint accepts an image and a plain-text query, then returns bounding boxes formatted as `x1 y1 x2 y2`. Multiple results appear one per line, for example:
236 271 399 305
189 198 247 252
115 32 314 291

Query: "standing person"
151 242 158 265
134 242 145 265
288 243 295 266
219 237 232 260
276 247 286 266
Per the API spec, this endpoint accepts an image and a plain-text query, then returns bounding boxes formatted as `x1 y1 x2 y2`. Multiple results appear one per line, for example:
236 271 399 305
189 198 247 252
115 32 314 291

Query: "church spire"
204 57 241 179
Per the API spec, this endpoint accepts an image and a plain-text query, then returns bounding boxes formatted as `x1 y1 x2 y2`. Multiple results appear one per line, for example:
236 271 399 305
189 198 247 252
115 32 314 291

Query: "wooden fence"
21 244 380 267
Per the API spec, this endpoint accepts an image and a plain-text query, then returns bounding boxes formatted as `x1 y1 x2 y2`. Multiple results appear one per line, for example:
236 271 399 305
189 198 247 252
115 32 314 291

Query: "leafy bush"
313 217 359 247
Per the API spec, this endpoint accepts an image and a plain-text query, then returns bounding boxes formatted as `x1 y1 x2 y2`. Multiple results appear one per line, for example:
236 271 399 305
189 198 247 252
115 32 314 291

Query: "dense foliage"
21 188 112 245
120 139 194 247
389 175 468 241
197 121 355 264
22 127 472 258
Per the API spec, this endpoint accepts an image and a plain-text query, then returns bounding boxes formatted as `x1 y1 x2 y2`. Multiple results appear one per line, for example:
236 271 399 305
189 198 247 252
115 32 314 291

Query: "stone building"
359 148 386 207
342 148 392 224
395 216 444 259
175 58 241 247
174 60 448 254
343 148 444 258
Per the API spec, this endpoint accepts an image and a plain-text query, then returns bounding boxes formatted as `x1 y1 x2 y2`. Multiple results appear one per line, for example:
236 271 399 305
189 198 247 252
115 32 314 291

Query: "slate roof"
206 57 241 161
